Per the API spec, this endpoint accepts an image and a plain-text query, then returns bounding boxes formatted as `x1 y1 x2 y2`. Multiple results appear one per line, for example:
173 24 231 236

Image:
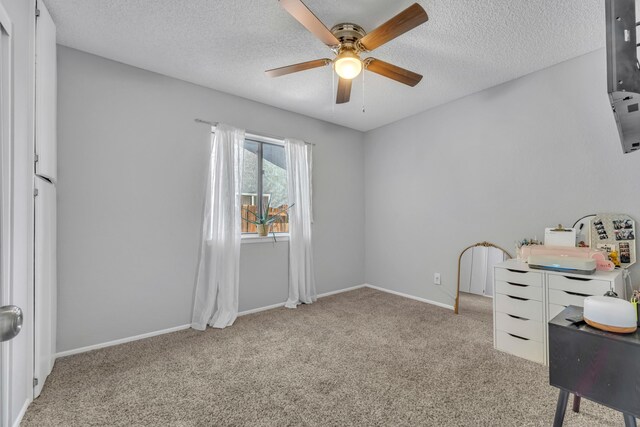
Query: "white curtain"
284 138 316 308
191 123 245 330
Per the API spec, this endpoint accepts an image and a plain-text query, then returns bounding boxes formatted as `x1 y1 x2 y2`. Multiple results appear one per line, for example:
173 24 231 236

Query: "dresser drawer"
495 268 542 287
549 303 566 320
495 312 543 342
495 330 544 364
495 293 543 321
547 274 611 296
548 288 594 308
495 280 543 301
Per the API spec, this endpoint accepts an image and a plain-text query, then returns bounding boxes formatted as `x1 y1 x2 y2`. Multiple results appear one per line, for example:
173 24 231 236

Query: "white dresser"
493 259 624 365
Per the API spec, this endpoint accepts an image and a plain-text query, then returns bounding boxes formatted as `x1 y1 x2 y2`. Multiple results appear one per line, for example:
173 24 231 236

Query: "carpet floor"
23 288 624 426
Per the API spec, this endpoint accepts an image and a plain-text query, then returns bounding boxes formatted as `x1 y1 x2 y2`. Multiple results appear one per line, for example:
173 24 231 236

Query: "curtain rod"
194 119 315 146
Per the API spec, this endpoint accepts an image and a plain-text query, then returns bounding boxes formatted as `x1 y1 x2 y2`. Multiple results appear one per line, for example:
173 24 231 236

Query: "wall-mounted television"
606 0 640 153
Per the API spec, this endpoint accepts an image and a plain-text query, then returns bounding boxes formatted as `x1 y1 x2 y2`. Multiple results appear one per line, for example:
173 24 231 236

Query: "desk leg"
553 390 569 427
623 413 637 427
572 395 581 413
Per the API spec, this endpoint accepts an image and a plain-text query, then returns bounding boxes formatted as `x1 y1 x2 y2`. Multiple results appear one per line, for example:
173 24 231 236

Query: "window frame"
242 136 289 237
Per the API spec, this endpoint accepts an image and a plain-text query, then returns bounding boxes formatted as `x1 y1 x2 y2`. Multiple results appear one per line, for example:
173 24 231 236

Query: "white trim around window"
241 234 290 244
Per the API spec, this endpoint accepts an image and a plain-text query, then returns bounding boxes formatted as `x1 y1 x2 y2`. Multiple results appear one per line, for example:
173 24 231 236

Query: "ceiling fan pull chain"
362 68 366 113
331 63 335 113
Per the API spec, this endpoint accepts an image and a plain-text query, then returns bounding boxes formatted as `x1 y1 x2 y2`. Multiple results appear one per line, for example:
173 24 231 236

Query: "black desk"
549 305 640 427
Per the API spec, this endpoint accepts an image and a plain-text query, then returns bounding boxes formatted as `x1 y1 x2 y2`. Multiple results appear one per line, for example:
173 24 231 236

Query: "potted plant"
243 200 293 237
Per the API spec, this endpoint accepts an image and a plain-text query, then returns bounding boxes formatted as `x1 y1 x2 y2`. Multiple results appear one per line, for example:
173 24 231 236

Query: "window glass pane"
241 140 259 233
263 144 289 233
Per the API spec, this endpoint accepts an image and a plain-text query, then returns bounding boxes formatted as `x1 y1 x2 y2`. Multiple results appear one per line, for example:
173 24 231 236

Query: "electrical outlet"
434 273 441 285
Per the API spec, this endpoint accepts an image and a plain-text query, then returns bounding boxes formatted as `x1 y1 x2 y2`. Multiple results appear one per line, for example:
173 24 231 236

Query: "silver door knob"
0 305 23 342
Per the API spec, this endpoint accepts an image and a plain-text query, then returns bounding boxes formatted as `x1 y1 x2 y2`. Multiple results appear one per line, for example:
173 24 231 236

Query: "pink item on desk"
519 245 615 271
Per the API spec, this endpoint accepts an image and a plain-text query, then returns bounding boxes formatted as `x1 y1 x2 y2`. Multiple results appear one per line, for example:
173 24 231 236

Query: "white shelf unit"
493 259 624 365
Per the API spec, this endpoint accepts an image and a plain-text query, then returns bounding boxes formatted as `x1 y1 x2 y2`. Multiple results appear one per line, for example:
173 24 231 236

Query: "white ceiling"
44 0 605 132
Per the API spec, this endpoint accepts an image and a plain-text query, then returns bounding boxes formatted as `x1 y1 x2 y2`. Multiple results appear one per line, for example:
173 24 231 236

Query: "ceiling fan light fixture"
334 50 362 80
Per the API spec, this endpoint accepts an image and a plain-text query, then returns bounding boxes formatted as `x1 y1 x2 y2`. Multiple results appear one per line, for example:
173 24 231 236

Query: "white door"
0 3 21 427
459 249 473 293
33 177 55 398
35 0 55 183
484 247 506 297
468 246 488 295
460 246 506 297
33 0 56 398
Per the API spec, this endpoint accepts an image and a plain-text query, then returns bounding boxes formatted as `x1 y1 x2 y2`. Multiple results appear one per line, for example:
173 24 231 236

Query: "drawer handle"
507 269 527 274
506 295 529 301
506 281 528 287
507 333 530 341
564 290 591 298
507 314 529 321
563 276 591 282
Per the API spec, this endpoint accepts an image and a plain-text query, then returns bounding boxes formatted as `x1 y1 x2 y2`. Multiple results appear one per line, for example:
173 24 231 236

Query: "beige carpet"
23 288 623 426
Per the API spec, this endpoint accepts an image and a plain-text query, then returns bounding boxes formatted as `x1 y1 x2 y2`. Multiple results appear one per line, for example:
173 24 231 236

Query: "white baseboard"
237 284 366 316
237 302 286 316
364 283 454 311
12 398 31 427
55 283 448 359
317 284 366 298
56 324 191 358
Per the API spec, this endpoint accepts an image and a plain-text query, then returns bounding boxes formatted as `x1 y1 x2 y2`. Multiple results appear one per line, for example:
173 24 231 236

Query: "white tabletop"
496 259 623 281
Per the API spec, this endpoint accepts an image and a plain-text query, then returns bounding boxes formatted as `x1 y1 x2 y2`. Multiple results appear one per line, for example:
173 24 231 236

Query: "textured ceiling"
44 0 605 132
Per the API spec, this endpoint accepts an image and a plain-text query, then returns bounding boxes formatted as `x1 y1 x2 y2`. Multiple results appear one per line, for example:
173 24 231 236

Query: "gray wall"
59 44 640 353
364 49 640 307
57 46 365 352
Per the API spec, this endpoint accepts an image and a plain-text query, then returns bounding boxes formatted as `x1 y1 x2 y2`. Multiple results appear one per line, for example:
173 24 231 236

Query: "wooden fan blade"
358 3 428 51
336 77 352 104
265 59 331 77
365 58 423 87
279 0 340 46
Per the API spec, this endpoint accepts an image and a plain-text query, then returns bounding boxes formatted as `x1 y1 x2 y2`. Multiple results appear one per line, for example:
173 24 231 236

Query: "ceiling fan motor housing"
330 23 367 53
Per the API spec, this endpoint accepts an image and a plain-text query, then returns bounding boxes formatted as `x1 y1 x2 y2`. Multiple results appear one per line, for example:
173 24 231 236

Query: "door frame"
0 1 13 425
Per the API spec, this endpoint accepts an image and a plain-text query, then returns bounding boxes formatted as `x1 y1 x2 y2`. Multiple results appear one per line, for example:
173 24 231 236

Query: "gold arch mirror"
454 242 512 314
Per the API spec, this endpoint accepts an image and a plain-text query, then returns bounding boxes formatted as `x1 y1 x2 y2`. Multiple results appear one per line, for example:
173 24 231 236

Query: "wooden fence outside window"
241 204 290 233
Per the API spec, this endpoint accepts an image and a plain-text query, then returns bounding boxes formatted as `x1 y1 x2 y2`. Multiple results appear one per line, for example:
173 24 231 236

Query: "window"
241 139 289 234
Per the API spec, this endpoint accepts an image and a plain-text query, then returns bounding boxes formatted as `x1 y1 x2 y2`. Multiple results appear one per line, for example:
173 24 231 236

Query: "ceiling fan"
266 0 429 104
